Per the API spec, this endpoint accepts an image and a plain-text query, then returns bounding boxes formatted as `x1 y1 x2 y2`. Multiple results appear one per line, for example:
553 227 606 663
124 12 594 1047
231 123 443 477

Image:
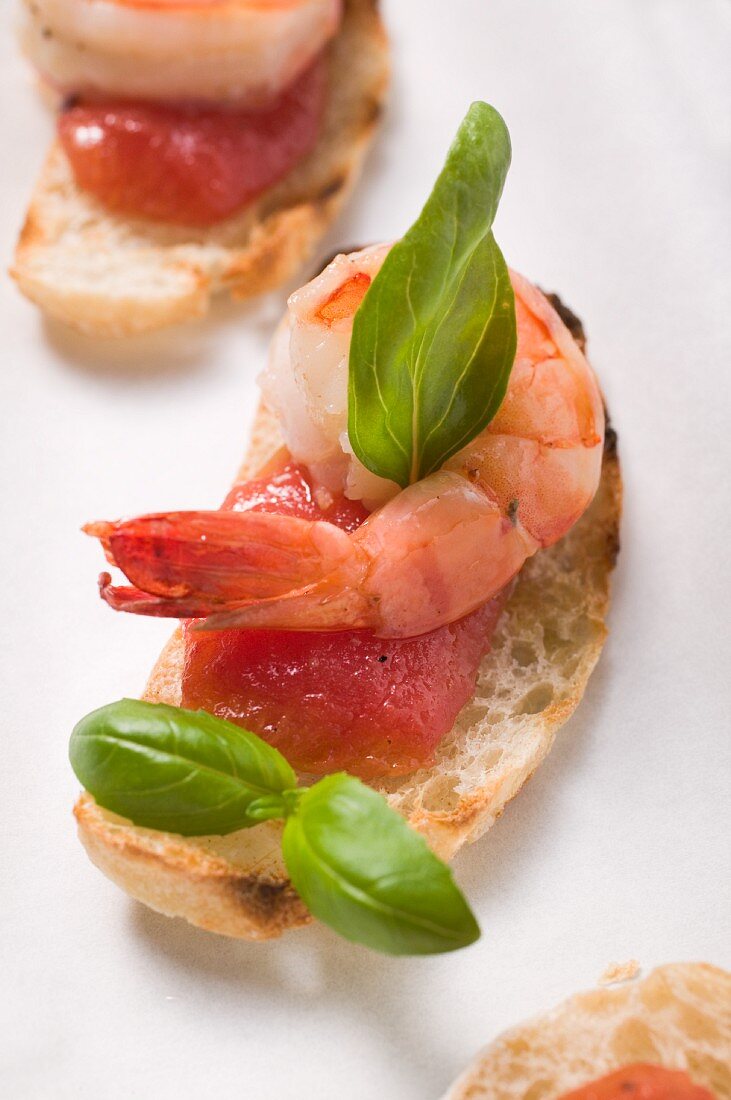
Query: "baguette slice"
11 0 388 337
74 300 622 941
443 963 731 1099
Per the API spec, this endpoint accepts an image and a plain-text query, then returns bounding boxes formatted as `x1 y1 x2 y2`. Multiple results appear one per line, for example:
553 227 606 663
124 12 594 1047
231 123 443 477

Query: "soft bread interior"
443 963 731 1100
12 0 389 336
74 303 622 940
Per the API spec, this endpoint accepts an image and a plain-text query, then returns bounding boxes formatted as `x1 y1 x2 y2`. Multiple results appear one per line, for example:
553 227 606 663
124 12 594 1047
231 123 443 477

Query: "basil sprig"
348 101 517 487
70 701 479 956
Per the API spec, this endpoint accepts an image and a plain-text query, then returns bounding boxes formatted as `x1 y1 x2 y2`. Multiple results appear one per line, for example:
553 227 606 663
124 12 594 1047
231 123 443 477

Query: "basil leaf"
69 699 297 836
282 774 480 955
348 101 516 487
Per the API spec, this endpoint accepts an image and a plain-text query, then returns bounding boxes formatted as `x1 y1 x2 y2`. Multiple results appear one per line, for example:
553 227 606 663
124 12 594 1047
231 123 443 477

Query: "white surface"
1 2 730 1097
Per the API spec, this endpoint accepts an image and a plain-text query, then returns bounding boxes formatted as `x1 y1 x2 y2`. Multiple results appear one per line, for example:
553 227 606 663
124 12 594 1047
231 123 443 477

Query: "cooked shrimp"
87 246 604 639
20 0 342 104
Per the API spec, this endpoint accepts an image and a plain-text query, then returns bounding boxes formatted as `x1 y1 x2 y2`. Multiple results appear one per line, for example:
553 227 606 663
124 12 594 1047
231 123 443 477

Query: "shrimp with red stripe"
87 243 604 640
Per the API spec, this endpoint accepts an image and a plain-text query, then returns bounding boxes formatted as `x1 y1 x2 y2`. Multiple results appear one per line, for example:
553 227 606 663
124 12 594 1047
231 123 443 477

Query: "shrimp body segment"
21 0 342 104
216 253 604 636
89 248 604 639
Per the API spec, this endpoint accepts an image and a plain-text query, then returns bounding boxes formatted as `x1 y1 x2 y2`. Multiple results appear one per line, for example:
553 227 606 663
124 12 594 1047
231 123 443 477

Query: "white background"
2 2 730 1096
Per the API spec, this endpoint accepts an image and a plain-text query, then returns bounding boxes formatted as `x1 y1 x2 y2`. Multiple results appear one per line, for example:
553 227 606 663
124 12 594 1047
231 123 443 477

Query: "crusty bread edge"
11 0 389 336
443 963 731 1099
75 792 309 939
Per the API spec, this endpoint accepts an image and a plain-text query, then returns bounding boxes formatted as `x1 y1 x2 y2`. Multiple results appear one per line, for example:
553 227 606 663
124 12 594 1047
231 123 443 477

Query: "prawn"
21 0 342 105
86 246 604 639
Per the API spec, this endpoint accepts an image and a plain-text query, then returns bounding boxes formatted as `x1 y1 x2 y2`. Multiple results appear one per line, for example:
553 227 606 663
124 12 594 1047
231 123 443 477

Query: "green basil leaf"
282 774 480 955
348 100 516 487
69 699 297 836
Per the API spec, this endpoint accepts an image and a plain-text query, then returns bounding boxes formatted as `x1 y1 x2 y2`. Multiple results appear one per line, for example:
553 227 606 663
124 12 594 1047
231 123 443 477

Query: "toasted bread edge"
443 963 731 1099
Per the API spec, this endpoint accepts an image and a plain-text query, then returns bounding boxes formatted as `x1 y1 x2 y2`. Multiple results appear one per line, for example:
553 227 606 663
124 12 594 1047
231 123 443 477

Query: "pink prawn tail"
97 573 223 619
85 510 367 617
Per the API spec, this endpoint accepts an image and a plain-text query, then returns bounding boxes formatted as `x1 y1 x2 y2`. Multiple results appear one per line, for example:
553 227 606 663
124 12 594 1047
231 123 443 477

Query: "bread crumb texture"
444 963 731 1100
599 960 641 986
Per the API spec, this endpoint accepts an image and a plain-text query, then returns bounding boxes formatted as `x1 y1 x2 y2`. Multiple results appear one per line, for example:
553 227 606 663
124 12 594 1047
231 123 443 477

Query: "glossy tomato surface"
182 462 505 777
558 1065 716 1100
58 58 326 225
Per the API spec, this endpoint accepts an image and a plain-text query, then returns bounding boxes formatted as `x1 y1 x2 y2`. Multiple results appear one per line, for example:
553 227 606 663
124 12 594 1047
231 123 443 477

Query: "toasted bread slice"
444 962 731 1099
11 0 388 337
74 302 622 940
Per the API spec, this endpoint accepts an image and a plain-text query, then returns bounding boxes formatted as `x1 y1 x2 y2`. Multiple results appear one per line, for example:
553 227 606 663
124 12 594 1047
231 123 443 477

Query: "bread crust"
73 299 622 940
11 0 389 336
443 963 731 1099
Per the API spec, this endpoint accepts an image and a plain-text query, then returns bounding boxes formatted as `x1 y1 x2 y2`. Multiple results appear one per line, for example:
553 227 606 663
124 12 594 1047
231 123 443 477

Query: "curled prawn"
21 0 342 105
86 247 604 639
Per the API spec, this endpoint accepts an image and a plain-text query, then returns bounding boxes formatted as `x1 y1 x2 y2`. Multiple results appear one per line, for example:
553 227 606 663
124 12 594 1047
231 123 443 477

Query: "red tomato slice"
181 462 506 778
558 1065 716 1100
222 462 368 531
58 58 326 225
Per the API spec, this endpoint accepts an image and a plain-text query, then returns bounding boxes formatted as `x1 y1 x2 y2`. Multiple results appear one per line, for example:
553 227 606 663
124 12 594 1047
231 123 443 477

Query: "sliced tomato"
558 1065 715 1100
58 58 326 225
222 463 368 531
181 462 506 778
